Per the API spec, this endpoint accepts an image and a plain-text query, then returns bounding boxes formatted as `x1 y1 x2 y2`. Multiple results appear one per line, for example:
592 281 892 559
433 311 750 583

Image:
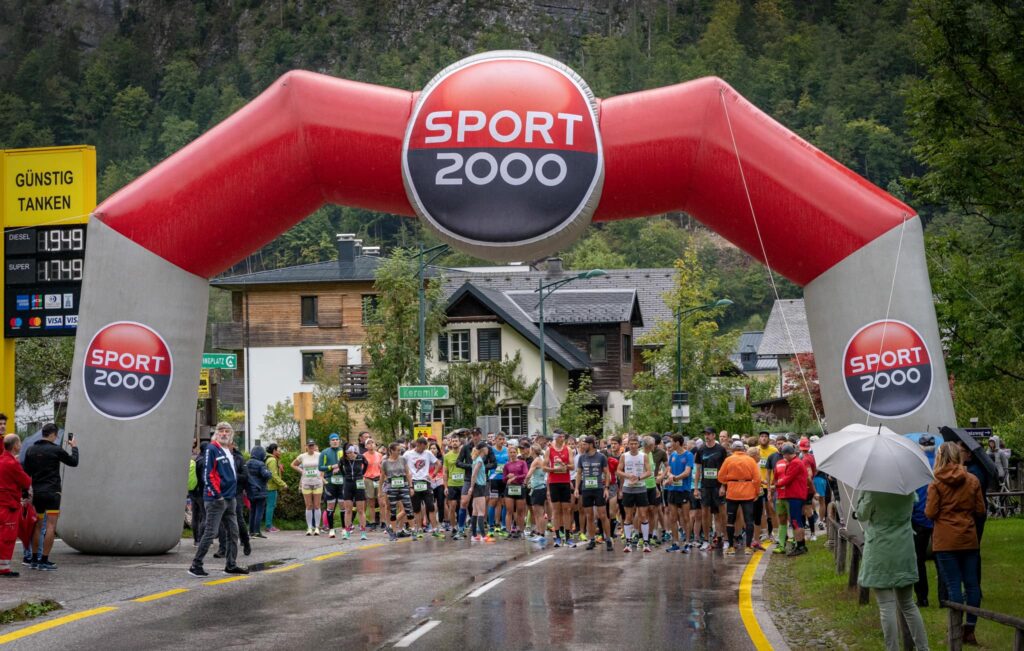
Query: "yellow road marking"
396 538 414 544
0 606 118 645
204 576 248 586
739 547 773 651
264 563 305 574
359 543 384 550
133 588 189 603
313 551 347 561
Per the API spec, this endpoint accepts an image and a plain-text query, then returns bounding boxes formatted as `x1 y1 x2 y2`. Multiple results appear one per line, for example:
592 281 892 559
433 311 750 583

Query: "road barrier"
942 602 1024 651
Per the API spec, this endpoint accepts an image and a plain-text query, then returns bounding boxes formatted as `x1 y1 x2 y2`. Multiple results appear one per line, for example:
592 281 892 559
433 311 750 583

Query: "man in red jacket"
775 443 809 557
1 434 32 577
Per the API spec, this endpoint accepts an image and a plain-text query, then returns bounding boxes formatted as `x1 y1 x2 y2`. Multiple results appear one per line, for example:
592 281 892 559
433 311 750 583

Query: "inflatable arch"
61 51 954 554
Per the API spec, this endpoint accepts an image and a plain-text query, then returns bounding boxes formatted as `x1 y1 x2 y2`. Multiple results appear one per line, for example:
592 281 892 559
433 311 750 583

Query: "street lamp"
418 243 449 422
535 269 607 438
674 298 733 433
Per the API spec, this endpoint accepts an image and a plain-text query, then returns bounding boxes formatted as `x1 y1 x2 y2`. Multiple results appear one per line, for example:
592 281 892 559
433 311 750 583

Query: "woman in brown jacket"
925 441 986 645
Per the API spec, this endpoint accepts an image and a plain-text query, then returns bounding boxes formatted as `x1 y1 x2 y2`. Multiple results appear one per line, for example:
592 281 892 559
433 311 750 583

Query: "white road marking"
394 620 441 647
523 554 554 567
467 578 505 598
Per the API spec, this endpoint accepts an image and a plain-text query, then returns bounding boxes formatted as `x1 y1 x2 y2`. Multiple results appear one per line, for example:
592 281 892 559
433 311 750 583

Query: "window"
300 296 318 326
449 330 470 362
477 328 502 361
361 294 380 324
499 405 523 437
301 352 323 382
622 404 631 428
622 334 632 363
589 334 607 362
432 406 455 433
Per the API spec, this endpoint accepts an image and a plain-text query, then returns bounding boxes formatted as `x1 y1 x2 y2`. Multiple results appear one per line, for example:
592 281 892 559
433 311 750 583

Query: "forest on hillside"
3 1 1022 442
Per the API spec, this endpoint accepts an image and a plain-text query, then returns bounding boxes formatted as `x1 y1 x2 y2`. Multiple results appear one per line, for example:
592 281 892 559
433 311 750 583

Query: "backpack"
187 458 198 491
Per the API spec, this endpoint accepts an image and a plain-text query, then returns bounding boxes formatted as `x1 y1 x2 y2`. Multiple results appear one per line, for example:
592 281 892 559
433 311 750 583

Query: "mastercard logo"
28 317 42 328
403 51 603 260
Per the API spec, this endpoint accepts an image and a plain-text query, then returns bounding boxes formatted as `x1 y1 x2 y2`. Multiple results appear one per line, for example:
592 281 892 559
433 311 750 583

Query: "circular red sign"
843 320 932 418
402 51 603 260
83 321 173 420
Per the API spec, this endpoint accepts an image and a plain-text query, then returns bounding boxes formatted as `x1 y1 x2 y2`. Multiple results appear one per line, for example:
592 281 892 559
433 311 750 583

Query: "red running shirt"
548 445 571 484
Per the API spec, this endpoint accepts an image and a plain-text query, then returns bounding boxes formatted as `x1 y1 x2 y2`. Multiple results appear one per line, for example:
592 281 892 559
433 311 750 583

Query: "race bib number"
451 470 465 482
414 480 429 493
672 480 683 487
330 475 343 485
390 477 406 489
507 484 523 496
496 464 505 475
759 458 768 468
355 479 365 490
703 468 718 480
584 477 598 489
303 468 319 479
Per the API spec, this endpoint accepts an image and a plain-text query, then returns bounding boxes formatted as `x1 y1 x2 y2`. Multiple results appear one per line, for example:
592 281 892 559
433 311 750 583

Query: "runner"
798 438 819 540
488 432 510 535
649 436 669 543
444 434 466 539
503 443 529 537
770 446 790 554
756 430 779 543
382 442 414 542
428 441 446 533
746 445 767 549
718 440 761 555
605 437 621 542
662 434 694 553
470 443 495 543
318 433 344 538
456 429 494 538
696 427 728 551
617 435 652 553
291 440 324 536
525 443 549 545
403 437 442 539
362 437 383 530
776 443 809 556
545 430 576 548
574 435 613 551
339 445 369 541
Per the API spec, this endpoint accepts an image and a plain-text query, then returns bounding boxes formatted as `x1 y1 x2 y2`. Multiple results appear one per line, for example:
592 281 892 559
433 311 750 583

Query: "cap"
798 439 811 451
329 433 340 440
508 439 519 447
346 445 359 454
554 430 566 438
731 440 746 450
781 443 797 455
703 426 715 434
583 435 597 445
758 430 771 436
731 434 741 441
306 439 316 446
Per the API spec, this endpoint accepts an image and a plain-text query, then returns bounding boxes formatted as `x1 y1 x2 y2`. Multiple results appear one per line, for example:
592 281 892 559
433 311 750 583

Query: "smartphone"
67 432 75 442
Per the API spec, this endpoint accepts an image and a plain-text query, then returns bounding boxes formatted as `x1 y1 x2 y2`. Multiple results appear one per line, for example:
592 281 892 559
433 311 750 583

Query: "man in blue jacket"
189 423 248 577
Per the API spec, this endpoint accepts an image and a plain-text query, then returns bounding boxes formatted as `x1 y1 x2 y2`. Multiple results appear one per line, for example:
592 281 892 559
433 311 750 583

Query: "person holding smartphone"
23 424 78 571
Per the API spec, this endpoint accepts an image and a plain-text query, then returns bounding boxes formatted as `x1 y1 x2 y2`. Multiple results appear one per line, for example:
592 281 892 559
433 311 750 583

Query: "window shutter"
438 333 449 362
478 328 501 361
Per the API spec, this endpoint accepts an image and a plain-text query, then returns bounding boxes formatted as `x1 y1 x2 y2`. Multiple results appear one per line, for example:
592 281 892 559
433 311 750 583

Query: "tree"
553 374 602 437
15 338 75 424
362 249 445 439
782 353 823 433
430 352 536 431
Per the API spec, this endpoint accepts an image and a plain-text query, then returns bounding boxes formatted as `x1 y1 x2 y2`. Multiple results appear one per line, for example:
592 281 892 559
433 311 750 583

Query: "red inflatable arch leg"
61 59 953 555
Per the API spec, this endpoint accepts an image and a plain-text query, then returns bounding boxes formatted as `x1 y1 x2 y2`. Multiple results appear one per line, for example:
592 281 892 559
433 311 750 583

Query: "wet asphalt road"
2 534 757 650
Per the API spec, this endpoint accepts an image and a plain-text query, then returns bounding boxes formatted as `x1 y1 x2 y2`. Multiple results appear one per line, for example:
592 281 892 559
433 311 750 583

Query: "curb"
751 548 790 650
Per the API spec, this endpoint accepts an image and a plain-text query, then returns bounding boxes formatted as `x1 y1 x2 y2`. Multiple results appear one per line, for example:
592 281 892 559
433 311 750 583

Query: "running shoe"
433 530 445 539
809 533 818 542
187 565 209 578
662 532 672 543
565 538 577 548
306 527 313 536
725 545 737 556
699 541 711 552
786 546 808 557
388 529 398 542
314 528 321 536
342 529 350 540
0 570 19 578
451 533 463 541
744 547 753 556
268 527 281 533
223 566 250 575
773 545 787 555
329 528 337 539
623 544 632 554
360 531 368 541
579 533 588 542
595 535 604 543
243 541 252 556
750 542 765 551
484 535 496 543
36 561 57 571
605 539 614 552
22 555 34 566
665 543 682 553
642 543 652 553
681 544 691 554
532 535 547 547
553 538 562 548
586 540 597 551
471 535 484 543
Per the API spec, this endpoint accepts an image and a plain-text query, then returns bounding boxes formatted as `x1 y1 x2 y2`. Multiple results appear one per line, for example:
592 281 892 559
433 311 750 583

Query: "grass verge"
0 600 62 626
765 517 1023 650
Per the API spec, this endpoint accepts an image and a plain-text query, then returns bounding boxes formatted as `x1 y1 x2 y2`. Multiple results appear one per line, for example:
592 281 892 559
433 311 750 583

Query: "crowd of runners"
187 422 833 572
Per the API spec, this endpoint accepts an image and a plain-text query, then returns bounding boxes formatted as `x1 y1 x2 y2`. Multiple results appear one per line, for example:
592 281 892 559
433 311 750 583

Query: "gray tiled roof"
503 289 641 326
758 299 812 356
728 331 780 372
442 268 674 338
446 283 590 371
210 256 385 287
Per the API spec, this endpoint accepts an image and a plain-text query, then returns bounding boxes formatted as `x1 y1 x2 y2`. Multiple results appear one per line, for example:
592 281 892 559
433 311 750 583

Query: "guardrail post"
836 533 847 575
848 543 860 589
947 604 963 651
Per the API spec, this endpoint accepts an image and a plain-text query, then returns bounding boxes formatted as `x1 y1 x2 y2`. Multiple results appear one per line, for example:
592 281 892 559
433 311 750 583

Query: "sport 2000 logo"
843 320 932 419
83 321 173 420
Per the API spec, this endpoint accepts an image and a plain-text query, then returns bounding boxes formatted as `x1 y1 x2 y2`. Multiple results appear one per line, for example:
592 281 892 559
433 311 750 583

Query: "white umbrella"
810 423 933 495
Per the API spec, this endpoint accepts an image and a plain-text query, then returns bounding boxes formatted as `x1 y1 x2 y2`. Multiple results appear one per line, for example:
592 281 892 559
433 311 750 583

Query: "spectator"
23 423 78 571
956 440 991 543
1 434 31 578
855 488 930 651
189 441 208 545
246 446 272 537
926 441 986 646
264 443 287 532
217 439 251 557
911 435 936 607
986 437 1008 484
775 443 809 556
189 422 247 578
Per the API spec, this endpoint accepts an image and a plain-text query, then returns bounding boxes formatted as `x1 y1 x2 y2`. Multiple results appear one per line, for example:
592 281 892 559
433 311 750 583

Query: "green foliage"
553 374 602 438
0 600 62 625
363 248 445 439
260 397 298 442
14 338 74 422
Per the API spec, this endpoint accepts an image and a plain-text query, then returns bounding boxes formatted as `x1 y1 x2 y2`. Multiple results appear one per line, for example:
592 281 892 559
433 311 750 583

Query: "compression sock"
305 509 314 529
641 522 650 542
610 519 617 538
624 524 634 541
778 524 788 547
457 508 467 530
313 509 322 529
327 509 336 529
559 527 567 541
573 511 581 533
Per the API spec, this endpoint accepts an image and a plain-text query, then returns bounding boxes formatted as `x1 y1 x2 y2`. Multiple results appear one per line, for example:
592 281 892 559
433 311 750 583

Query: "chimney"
336 234 362 263
545 257 564 276
362 246 381 257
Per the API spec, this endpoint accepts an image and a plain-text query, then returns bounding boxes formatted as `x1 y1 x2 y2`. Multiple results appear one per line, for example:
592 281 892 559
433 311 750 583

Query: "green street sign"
202 353 237 370
420 400 434 413
398 385 449 400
